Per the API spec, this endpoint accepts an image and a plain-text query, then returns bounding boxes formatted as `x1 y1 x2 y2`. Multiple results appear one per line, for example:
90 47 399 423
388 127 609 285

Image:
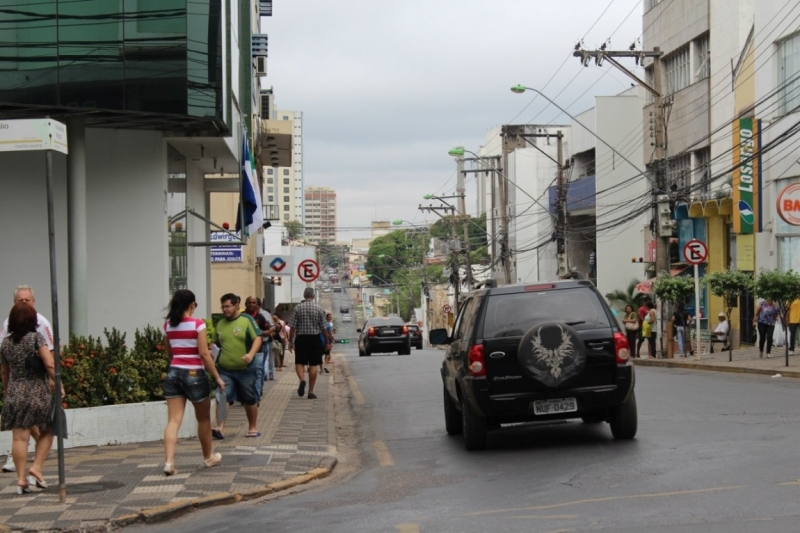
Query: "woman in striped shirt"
162 290 226 475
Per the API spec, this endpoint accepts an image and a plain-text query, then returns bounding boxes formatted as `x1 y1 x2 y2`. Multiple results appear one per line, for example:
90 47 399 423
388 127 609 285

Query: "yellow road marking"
373 440 395 467
395 524 420 533
508 515 577 520
348 376 365 405
462 485 746 517
777 480 800 486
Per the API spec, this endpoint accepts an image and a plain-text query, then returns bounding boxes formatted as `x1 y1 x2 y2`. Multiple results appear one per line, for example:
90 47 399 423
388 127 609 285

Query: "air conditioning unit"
255 56 267 76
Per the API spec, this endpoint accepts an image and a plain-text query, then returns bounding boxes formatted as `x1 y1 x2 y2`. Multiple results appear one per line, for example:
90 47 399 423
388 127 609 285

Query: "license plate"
532 398 578 415
384 329 396 334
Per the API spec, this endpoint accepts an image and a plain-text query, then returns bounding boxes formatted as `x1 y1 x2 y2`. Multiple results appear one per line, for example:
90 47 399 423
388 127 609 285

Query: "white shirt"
714 319 729 338
0 312 54 350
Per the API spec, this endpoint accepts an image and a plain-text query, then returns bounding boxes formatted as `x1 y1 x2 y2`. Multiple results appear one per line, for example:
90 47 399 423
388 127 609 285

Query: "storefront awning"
670 264 691 277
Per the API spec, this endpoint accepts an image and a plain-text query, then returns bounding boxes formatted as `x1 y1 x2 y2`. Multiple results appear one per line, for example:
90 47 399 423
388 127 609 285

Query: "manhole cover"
67 481 125 494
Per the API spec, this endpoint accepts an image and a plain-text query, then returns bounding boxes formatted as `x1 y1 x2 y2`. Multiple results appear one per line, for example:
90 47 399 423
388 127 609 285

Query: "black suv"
358 316 411 356
429 279 636 450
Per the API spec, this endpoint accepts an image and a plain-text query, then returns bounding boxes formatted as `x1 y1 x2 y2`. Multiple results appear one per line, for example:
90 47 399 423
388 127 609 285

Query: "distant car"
340 305 350 313
333 286 342 293
323 288 332 293
342 314 352 323
407 324 423 349
357 316 411 356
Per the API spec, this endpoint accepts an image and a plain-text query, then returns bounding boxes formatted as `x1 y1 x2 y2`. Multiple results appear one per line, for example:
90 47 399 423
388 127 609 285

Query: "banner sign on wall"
210 231 242 263
732 118 760 234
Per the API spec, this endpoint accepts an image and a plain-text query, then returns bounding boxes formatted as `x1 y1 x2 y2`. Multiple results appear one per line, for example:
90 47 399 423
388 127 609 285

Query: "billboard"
210 231 242 263
732 118 761 234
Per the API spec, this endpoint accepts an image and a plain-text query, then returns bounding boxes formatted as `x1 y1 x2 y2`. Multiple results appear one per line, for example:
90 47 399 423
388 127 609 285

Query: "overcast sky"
263 0 644 241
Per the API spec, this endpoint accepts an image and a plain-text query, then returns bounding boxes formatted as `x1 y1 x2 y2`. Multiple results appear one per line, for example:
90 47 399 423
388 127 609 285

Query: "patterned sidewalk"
635 342 800 378
0 353 338 531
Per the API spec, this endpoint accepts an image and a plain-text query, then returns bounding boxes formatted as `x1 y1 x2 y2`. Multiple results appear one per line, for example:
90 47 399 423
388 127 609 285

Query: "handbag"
25 335 46 374
625 322 639 331
50 400 68 439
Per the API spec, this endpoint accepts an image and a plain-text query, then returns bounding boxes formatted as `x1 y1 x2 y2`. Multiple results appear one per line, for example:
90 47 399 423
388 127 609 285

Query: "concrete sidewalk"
635 343 800 378
0 353 339 531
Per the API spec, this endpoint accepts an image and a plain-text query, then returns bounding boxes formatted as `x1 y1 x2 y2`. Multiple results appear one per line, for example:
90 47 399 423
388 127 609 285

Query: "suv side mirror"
429 328 451 345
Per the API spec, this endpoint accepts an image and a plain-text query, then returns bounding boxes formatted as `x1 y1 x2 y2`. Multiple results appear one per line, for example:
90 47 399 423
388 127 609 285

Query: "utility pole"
573 45 667 276
419 203 460 314
456 156 472 291
500 127 520 285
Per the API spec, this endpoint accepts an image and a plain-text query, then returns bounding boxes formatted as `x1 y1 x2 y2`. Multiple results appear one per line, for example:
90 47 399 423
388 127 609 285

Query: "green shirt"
216 314 261 370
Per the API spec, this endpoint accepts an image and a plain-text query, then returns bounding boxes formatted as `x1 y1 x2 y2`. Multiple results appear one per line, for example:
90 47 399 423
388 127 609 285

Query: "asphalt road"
135 289 800 533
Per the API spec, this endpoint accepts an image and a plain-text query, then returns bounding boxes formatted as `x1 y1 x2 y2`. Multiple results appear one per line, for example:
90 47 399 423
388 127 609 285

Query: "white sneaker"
790 350 795 355
2 456 15 473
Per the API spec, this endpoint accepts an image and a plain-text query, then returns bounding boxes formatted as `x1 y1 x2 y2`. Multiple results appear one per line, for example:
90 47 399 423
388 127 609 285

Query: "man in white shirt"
0 285 53 473
713 312 730 342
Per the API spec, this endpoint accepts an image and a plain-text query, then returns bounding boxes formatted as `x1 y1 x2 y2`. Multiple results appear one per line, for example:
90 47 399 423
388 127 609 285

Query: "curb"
634 358 800 378
29 455 339 533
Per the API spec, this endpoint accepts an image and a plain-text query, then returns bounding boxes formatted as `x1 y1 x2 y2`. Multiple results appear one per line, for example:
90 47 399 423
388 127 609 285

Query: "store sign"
732 118 760 234
776 182 800 226
210 231 242 263
736 234 755 271
0 119 68 154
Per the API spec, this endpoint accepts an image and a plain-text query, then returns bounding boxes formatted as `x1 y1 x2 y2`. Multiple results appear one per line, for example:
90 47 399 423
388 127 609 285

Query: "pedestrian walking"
161 290 225 476
287 288 331 400
622 305 639 357
321 312 334 374
244 297 275 396
753 299 780 358
0 285 53 474
212 293 262 439
789 298 800 355
588 249 596 278
272 313 286 370
0 303 60 494
636 297 652 358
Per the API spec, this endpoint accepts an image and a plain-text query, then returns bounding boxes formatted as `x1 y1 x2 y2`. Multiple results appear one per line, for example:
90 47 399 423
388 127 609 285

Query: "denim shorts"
163 367 211 403
218 364 259 406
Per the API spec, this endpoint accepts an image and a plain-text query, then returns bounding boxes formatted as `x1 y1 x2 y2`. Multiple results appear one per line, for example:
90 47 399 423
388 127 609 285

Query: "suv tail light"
402 325 409 334
614 332 630 364
368 327 376 337
468 344 486 376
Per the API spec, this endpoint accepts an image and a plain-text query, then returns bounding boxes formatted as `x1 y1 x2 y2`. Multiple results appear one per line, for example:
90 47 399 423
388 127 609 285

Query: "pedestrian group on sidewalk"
0 284 335 493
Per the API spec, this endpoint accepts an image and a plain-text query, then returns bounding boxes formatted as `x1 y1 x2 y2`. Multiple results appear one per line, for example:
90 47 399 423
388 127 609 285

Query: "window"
283 178 290 184
694 148 711 194
267 178 273 184
283 115 289 120
667 153 691 191
283 169 289 176
268 195 274 202
664 45 690 95
645 0 661 11
267 168 273 175
267 187 273 192
283 196 290 202
284 214 290 220
780 33 800 115
694 34 710 82
283 187 289 193
284 205 290 212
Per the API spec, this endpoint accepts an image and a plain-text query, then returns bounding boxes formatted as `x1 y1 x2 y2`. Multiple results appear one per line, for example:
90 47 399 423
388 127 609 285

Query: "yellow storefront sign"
736 234 755 271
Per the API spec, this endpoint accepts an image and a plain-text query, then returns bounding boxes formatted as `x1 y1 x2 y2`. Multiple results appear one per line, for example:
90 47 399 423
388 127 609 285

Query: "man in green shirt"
213 293 262 438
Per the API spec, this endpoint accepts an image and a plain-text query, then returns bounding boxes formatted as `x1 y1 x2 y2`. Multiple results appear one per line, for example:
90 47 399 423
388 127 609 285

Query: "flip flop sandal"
245 431 261 438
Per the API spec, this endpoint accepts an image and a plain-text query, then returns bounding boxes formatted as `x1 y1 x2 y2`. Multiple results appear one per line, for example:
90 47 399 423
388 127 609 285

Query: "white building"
568 88 648 297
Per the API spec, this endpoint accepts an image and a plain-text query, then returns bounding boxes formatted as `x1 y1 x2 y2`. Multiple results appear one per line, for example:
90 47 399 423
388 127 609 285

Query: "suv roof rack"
559 270 585 280
475 279 498 290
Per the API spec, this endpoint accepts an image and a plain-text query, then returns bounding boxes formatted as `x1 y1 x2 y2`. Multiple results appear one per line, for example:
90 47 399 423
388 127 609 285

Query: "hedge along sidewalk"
0 350 339 532
634 343 800 378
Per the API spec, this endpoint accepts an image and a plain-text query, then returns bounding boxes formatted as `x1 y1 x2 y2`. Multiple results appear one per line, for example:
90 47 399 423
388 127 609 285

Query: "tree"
652 276 696 357
284 220 303 240
703 270 754 361
605 279 646 310
753 269 800 367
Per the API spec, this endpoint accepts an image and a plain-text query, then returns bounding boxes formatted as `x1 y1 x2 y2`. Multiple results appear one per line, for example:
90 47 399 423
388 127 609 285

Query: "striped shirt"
164 317 207 369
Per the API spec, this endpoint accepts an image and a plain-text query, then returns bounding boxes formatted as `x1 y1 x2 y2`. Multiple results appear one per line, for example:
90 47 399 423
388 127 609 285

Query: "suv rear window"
482 288 612 338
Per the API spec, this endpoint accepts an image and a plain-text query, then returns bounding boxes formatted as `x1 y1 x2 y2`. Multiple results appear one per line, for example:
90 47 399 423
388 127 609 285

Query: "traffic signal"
268 276 283 285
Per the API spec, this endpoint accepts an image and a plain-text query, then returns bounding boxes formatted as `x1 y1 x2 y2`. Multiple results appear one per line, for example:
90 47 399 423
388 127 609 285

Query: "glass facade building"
0 0 222 124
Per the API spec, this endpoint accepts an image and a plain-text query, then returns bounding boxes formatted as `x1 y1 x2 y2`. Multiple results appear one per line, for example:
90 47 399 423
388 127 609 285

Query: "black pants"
626 329 638 357
790 324 799 351
648 333 658 358
757 322 775 354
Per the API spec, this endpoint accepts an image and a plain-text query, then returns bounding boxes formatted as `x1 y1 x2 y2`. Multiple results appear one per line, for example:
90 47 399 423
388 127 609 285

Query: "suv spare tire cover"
517 322 587 388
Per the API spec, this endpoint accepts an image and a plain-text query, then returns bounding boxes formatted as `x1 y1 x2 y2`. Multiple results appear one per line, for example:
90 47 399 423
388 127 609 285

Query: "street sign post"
297 258 321 283
683 239 708 357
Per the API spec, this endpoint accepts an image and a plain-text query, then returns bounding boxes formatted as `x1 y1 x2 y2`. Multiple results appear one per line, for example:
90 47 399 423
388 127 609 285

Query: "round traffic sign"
297 259 321 283
417 320 423 328
683 239 708 265
443 304 452 314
